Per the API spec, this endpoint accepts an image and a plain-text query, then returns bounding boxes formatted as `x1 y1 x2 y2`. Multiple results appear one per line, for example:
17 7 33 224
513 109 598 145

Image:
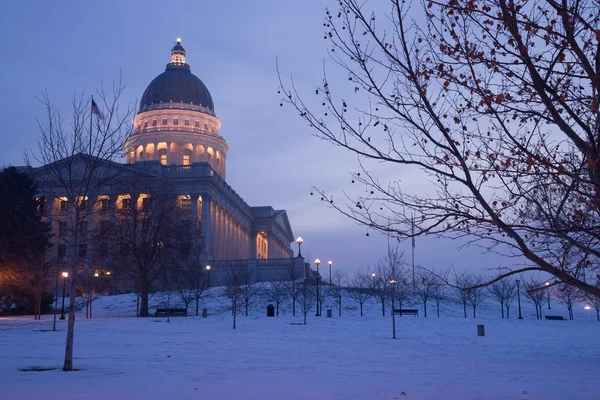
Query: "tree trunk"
245 299 249 316
90 300 93 319
596 310 599 321
292 298 296 316
436 302 440 318
360 302 363 316
139 281 150 317
233 301 237 329
506 305 510 319
501 301 504 319
63 280 76 371
463 302 467 318
423 300 427 317
303 311 307 325
276 302 279 316
196 297 199 316
136 294 140 317
473 306 476 318
339 295 342 317
381 299 385 317
391 298 396 339
85 302 89 319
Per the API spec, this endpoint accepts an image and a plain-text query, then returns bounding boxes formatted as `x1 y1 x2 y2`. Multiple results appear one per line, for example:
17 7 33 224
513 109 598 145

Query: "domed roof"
138 40 215 115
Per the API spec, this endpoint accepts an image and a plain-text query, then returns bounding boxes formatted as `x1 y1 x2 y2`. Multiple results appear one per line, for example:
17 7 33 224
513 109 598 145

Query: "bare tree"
262 281 288 316
224 262 248 329
430 269 450 318
297 278 317 325
523 277 547 320
29 82 134 371
173 259 207 316
77 265 110 319
331 268 347 317
113 185 181 317
453 270 472 318
489 277 516 319
556 283 584 320
584 289 600 322
280 0 600 298
467 276 487 318
347 270 372 316
286 259 304 316
415 269 439 317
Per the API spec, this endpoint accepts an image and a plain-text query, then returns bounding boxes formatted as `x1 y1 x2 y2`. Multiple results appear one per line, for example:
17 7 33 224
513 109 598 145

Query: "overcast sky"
0 0 518 277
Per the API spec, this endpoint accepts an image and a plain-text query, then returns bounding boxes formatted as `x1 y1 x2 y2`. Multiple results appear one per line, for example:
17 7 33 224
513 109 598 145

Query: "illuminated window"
36 197 47 214
121 198 131 209
173 119 179 125
160 154 167 165
142 197 152 211
60 199 68 213
194 121 200 127
162 118 168 125
100 198 109 211
184 119 190 126
183 155 190 165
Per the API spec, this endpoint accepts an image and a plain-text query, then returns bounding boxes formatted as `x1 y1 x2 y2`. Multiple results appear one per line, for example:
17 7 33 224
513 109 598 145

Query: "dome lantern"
171 38 186 65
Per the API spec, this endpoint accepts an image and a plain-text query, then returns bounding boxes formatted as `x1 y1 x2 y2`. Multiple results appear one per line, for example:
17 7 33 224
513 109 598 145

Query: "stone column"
210 201 216 260
142 144 148 161
166 142 172 165
213 204 220 260
226 214 231 259
199 195 208 260
191 193 199 252
180 142 186 165
153 142 158 161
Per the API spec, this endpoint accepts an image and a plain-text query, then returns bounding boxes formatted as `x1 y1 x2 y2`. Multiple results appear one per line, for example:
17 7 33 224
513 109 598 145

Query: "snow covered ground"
0 290 598 400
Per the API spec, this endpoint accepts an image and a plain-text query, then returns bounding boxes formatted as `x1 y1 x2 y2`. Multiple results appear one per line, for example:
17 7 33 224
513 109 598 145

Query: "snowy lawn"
0 294 598 400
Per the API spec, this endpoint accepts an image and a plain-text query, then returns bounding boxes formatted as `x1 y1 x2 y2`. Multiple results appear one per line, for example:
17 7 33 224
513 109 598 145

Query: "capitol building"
28 39 304 285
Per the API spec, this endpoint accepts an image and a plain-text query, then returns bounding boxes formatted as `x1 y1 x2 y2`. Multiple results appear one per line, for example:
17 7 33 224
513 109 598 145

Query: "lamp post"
545 281 551 309
206 265 211 288
390 279 397 339
60 272 68 320
516 279 523 319
315 258 321 316
296 237 303 257
328 260 332 286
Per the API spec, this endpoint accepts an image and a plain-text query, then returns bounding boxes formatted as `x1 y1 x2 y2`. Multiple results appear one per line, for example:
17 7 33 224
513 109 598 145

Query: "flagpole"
89 95 94 154
411 213 415 289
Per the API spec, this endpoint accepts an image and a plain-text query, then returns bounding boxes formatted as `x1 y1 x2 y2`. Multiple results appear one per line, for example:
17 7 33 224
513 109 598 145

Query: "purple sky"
0 1 511 277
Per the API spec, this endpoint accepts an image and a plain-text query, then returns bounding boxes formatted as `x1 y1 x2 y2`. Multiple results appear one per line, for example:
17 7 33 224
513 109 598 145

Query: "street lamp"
516 279 523 319
206 265 211 288
296 237 303 257
60 272 69 320
315 258 321 316
545 281 551 309
328 260 333 286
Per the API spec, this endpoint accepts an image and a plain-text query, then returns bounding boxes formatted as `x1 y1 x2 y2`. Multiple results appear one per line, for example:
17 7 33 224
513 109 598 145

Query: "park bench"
155 308 187 317
393 309 419 316
544 315 566 320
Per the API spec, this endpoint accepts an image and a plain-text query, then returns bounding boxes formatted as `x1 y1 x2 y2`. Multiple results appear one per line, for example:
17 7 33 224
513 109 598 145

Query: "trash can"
477 324 485 336
267 304 275 317
202 308 208 318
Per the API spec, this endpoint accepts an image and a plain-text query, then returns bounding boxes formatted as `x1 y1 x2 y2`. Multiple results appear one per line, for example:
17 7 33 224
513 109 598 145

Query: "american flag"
91 99 103 119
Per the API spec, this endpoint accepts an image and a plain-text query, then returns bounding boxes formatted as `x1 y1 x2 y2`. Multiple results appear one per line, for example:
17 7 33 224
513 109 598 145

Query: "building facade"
27 39 303 285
